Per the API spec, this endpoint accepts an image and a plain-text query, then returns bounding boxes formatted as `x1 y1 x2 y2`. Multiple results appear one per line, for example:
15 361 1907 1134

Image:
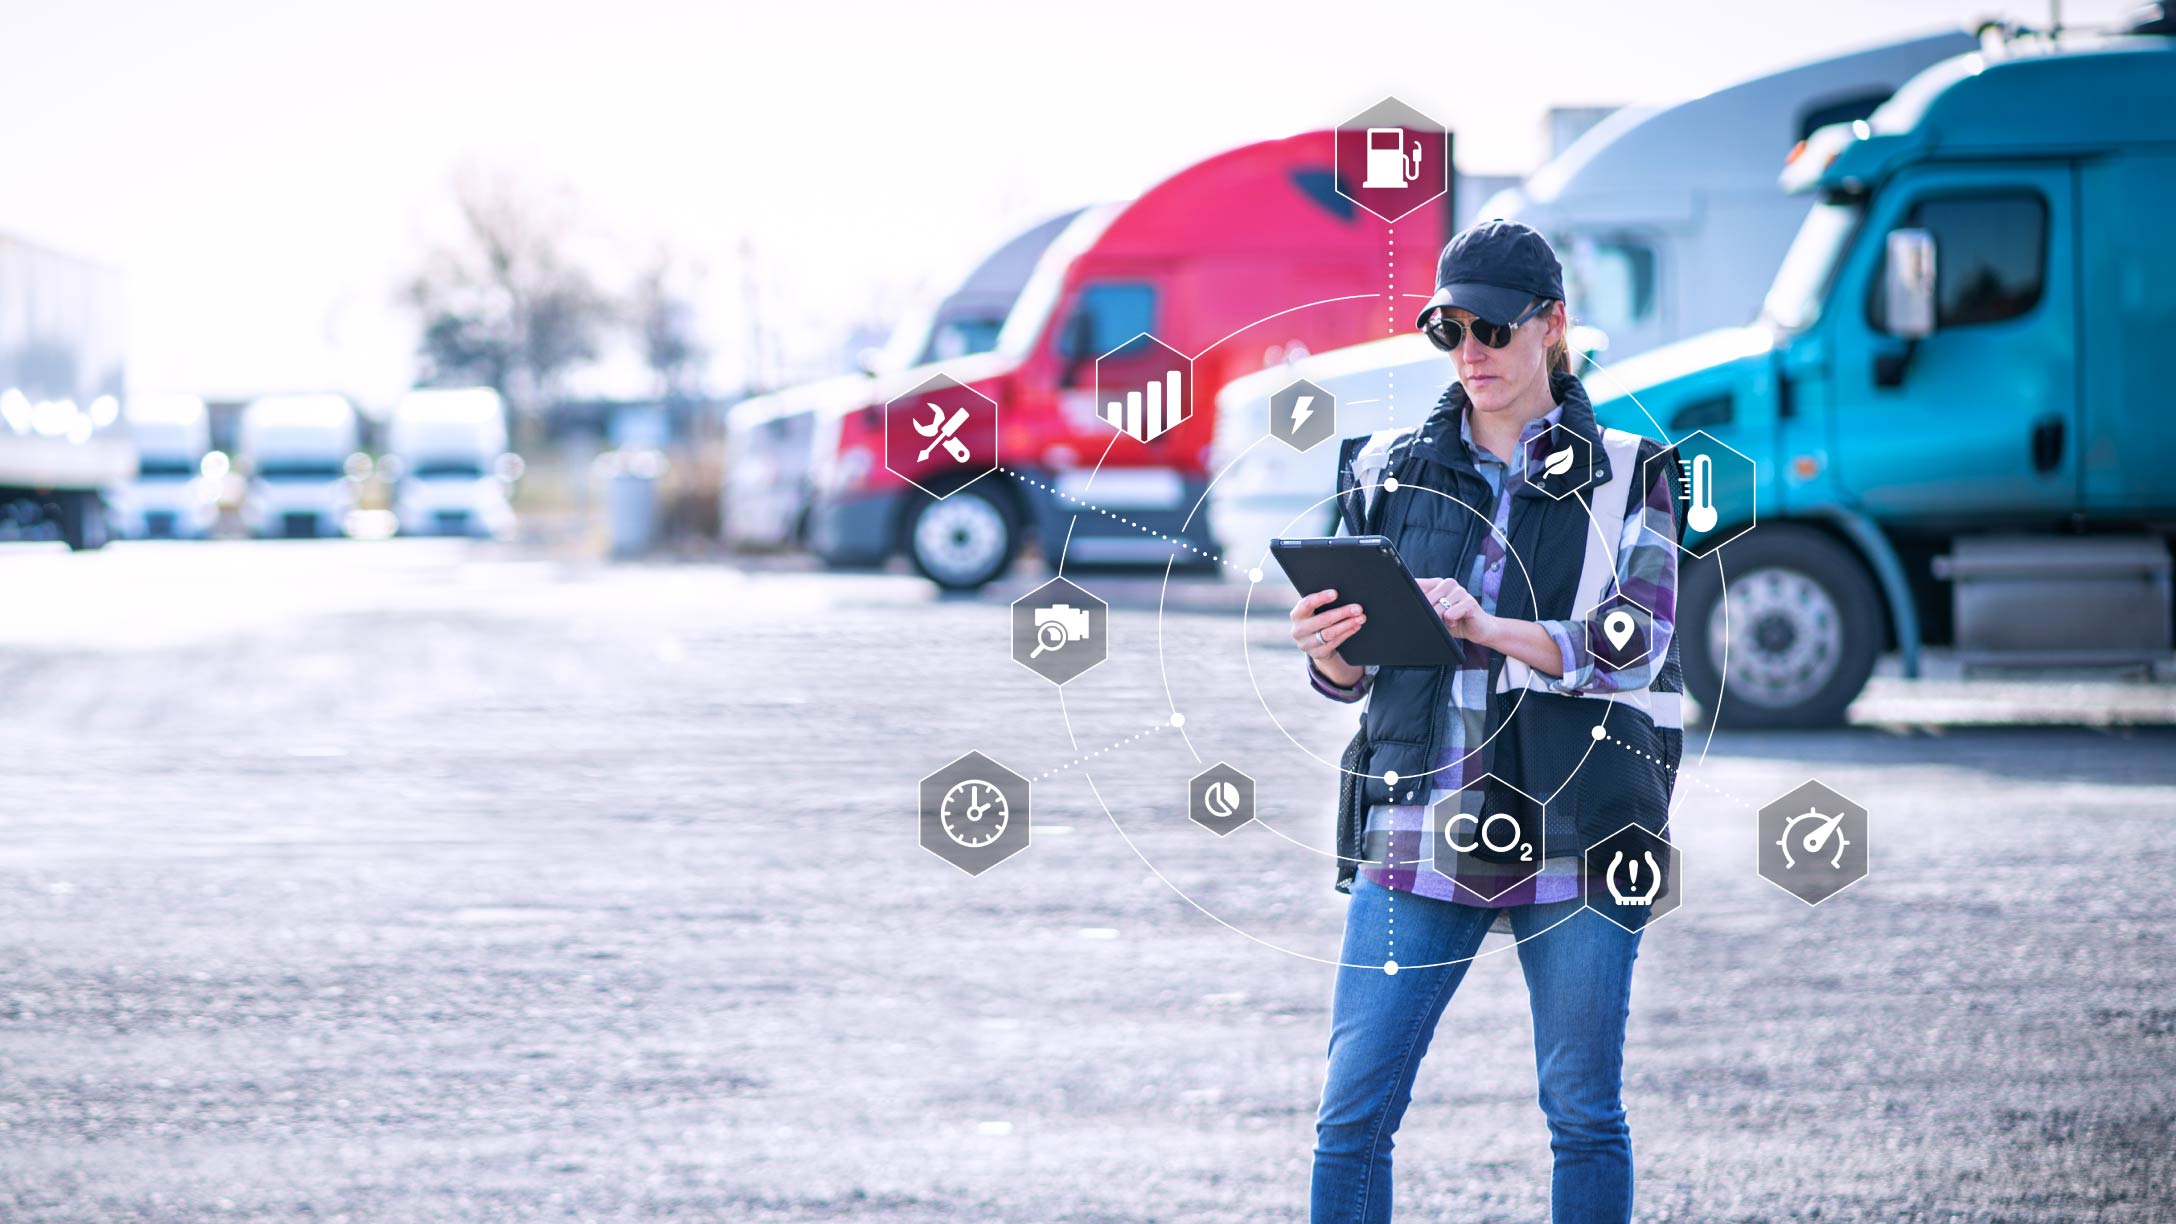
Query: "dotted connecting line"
1386 225 1397 425
1032 721 1170 783
1591 726 1748 805
998 466 1246 574
1384 838 1398 975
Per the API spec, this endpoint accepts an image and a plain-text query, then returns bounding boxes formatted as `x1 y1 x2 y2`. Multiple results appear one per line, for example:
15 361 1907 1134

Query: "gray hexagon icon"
919 751 1031 876
1011 577 1108 685
1529 422 1596 501
1269 379 1335 453
1643 428 1756 558
1583 822 1682 932
1189 762 1256 837
1759 779 1868 906
1427 772 1545 902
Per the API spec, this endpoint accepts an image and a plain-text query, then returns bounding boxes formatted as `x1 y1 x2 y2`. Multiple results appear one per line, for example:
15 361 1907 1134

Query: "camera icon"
1011 579 1109 686
1031 603 1092 658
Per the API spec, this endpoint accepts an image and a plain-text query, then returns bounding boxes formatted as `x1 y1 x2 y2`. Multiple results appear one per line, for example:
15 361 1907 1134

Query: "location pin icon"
1602 609 1637 652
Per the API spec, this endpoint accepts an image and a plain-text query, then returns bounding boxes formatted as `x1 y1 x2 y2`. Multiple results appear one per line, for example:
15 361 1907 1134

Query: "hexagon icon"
1189 762 1256 837
1011 577 1108 685
1093 334 1194 444
1644 429 1756 558
1334 97 1450 224
1427 772 1546 902
919 751 1031 876
1269 379 1336 453
1573 588 1657 676
1758 779 1868 906
885 373 999 499
1528 422 1596 501
1583 822 1682 933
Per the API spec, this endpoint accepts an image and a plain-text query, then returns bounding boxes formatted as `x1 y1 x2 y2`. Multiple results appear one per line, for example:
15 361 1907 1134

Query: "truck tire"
907 484 1017 590
56 490 111 552
1680 525 1883 729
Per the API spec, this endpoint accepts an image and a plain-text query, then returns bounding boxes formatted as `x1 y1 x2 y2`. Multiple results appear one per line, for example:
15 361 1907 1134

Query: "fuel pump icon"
1362 127 1424 189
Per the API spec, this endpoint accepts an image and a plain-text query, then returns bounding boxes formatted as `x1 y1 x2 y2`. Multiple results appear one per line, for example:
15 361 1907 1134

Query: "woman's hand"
1418 577 1492 642
1291 589 1366 688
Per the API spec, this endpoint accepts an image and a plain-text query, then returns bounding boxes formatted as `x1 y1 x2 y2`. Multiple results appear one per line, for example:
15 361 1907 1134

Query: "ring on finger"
1314 629 1328 646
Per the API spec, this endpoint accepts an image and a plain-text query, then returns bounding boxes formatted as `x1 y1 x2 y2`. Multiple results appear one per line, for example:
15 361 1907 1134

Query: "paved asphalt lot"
2 540 2172 1222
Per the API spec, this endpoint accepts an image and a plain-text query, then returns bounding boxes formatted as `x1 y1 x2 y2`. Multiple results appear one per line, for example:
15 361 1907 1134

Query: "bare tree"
633 250 709 408
402 167 613 442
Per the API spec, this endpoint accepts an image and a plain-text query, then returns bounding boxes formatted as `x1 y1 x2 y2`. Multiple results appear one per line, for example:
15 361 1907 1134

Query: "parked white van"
238 393 359 539
114 392 219 539
387 387 514 539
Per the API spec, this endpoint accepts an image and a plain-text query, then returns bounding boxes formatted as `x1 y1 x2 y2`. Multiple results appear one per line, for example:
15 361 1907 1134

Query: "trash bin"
595 449 667 559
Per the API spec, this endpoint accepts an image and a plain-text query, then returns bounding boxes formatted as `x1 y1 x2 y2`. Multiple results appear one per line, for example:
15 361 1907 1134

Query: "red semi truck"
809 130 1454 588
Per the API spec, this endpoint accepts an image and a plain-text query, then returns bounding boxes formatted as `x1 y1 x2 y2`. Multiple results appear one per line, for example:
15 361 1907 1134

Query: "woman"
1290 220 1684 1224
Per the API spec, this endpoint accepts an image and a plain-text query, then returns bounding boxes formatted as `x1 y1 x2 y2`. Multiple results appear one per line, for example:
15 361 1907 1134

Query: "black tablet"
1269 535 1463 667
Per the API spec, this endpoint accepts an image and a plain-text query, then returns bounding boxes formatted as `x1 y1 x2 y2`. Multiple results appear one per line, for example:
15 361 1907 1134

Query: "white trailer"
0 236 130 550
1482 30 1972 363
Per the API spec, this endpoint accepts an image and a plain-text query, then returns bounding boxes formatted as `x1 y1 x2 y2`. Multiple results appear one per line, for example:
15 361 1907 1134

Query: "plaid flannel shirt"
1310 406 1679 909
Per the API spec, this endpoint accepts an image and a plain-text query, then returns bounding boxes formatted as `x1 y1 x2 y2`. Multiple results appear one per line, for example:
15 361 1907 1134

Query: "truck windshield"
1761 201 1861 331
412 459 487 480
257 459 345 481
137 457 197 479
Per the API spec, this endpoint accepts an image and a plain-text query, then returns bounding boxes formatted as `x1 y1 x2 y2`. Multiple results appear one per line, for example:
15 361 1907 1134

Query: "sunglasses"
1421 297 1551 352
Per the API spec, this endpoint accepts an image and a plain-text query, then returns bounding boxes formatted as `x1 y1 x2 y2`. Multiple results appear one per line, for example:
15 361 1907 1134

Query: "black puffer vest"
1330 370 1684 891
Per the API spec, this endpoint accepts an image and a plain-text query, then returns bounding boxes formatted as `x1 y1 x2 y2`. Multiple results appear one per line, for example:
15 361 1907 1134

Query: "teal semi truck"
1590 13 2176 727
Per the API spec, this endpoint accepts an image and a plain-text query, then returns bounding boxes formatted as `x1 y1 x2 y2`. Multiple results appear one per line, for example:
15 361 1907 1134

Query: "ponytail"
1545 301 1573 376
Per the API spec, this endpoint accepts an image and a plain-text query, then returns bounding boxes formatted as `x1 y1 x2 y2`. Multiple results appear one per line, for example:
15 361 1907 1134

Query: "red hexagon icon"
1093 334 1194 445
885 373 999 499
1642 428 1757 559
1426 772 1546 902
1335 98 1451 225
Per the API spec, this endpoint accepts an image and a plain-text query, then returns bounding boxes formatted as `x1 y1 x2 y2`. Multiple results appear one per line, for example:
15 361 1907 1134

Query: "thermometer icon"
1683 453 1718 533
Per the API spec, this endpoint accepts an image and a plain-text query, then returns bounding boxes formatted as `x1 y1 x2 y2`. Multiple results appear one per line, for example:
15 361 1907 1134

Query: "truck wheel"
908 485 1017 590
56 491 112 552
1680 525 1882 729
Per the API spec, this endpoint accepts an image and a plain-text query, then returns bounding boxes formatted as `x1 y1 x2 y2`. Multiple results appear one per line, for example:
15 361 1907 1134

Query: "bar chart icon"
1095 334 1193 445
1103 367 1188 443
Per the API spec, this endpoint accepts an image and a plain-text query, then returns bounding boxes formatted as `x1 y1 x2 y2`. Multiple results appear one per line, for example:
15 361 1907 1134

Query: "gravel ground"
1 540 2172 1223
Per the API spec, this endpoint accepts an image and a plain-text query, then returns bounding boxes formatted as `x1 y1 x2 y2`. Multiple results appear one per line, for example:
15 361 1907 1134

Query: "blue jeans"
1311 878 1642 1223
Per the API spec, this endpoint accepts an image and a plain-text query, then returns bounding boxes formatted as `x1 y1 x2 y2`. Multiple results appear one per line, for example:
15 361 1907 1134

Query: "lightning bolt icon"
1288 395 1316 433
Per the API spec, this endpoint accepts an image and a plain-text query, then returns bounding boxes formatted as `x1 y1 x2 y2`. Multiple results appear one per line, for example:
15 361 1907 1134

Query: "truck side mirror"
1883 228 1937 340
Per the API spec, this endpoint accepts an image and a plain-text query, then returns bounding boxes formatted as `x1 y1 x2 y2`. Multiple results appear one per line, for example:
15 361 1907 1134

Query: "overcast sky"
0 0 2125 403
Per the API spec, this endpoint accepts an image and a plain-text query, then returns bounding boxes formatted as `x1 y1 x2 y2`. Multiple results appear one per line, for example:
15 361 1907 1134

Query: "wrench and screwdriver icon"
913 402 973 464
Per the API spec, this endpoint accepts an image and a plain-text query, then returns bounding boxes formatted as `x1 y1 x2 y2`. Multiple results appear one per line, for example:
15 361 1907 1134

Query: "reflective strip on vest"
1497 427 1678 730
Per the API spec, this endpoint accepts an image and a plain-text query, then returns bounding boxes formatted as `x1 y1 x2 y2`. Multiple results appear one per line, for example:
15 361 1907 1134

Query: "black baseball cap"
1414 219 1565 329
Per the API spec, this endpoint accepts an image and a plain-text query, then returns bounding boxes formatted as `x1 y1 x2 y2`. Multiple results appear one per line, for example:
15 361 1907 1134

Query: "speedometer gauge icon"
1776 808 1849 869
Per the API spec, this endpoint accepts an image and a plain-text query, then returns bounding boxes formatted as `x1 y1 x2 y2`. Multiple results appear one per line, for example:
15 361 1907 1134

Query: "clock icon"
940 779 1011 848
